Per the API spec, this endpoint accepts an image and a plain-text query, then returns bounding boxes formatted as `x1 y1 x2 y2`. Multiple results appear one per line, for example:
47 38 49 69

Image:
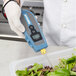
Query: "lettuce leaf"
47 68 70 76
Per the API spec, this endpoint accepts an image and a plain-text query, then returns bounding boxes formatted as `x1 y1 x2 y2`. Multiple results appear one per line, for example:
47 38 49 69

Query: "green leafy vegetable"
16 55 76 76
70 71 76 75
47 68 70 76
16 68 28 76
66 56 76 64
29 63 43 72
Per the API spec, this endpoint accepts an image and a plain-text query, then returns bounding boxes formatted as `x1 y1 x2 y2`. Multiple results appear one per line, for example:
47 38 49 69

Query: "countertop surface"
0 39 69 76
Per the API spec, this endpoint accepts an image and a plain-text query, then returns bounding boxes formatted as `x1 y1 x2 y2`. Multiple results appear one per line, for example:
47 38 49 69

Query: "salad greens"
16 55 76 76
47 68 70 76
29 63 43 72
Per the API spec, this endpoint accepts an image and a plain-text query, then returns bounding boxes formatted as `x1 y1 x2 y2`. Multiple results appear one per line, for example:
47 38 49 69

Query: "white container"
10 48 76 76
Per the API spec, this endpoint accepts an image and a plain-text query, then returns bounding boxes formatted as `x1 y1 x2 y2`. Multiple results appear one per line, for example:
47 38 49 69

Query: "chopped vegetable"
29 63 43 72
16 63 53 76
47 68 70 76
16 55 76 76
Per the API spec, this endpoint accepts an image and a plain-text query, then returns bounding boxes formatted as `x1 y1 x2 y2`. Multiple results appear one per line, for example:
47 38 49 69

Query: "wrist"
16 0 20 5
3 0 20 6
3 0 9 5
3 0 8 2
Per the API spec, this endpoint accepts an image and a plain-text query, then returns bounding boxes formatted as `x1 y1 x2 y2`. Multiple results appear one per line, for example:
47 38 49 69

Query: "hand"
4 0 25 38
16 0 20 5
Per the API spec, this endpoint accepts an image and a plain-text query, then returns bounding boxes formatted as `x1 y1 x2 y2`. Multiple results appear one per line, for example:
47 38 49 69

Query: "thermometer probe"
21 10 53 67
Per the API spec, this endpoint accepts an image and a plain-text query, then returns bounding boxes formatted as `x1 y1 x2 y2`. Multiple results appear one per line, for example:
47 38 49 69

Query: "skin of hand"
16 0 20 5
3 0 20 6
3 0 25 38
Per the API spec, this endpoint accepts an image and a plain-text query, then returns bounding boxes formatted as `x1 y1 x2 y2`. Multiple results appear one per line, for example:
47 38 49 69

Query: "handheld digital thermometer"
21 10 48 53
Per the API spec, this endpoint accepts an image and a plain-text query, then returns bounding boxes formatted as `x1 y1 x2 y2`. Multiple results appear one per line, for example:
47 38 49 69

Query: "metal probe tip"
41 49 53 68
41 49 46 55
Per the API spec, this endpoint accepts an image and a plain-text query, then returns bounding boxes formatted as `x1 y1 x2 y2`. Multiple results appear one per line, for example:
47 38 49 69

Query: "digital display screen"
31 32 42 42
32 34 40 40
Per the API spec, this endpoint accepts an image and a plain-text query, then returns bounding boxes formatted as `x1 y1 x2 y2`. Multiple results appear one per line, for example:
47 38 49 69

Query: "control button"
32 30 36 34
29 25 34 30
64 0 67 2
